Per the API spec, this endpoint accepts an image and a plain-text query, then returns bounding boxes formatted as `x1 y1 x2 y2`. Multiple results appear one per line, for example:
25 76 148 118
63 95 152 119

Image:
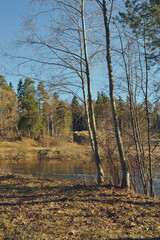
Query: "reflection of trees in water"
0 159 159 198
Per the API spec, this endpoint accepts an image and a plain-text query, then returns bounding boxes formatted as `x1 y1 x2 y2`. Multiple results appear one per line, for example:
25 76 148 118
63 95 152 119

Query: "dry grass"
0 136 93 163
0 138 40 148
0 172 160 240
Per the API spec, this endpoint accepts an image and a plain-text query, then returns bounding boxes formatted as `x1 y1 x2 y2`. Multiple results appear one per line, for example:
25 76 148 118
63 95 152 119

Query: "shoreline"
0 138 93 163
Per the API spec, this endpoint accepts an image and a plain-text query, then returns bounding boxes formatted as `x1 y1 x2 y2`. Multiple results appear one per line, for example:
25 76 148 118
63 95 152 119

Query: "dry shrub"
39 133 73 148
97 115 122 185
39 135 60 147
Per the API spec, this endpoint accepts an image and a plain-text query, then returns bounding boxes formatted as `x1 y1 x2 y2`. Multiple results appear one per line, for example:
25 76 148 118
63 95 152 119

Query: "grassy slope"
0 172 160 240
0 137 93 162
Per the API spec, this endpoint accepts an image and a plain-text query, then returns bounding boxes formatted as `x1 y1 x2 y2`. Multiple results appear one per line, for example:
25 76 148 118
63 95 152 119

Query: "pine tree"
37 82 50 135
119 0 160 64
37 82 49 112
71 96 86 132
17 79 24 117
0 76 19 138
0 75 10 90
95 91 110 122
9 82 14 90
49 92 59 137
56 100 72 137
18 78 42 138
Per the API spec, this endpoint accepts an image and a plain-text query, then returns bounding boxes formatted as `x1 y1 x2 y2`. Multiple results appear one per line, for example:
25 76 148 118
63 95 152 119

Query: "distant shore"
0 136 93 163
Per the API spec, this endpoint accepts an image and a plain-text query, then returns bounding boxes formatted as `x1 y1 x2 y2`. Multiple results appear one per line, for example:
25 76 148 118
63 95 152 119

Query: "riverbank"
0 136 160 198
0 137 93 163
0 171 160 240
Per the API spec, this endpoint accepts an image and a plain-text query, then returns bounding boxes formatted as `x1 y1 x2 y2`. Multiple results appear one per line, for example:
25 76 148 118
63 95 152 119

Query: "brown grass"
0 172 160 240
0 136 93 163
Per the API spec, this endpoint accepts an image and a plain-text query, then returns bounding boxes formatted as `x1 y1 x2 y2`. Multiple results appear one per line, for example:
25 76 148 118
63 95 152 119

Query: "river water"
0 159 160 198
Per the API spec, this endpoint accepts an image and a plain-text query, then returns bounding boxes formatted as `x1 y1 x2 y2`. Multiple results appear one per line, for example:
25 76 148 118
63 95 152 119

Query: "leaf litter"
0 172 160 239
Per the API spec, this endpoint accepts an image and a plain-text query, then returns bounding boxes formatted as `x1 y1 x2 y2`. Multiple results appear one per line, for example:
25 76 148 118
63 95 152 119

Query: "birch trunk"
144 34 154 197
102 0 129 188
118 32 148 193
81 0 104 184
78 15 95 152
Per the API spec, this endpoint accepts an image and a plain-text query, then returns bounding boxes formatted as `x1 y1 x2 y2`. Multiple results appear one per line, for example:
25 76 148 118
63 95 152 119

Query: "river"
0 159 160 198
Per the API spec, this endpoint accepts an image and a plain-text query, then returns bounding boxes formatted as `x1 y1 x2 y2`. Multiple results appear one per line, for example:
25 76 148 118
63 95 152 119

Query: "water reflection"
0 159 96 182
0 159 159 197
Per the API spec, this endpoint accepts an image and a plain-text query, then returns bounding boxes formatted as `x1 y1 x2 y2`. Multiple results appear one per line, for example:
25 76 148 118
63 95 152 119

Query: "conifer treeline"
0 76 87 140
0 75 159 140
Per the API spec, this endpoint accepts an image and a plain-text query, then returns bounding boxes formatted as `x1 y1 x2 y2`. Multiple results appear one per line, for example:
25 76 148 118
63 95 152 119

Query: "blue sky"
1 0 35 50
0 0 107 99
0 0 32 90
0 1 28 44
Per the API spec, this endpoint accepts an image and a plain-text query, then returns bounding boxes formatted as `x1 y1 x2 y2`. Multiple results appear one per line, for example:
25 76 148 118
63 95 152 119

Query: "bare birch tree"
14 0 105 183
117 29 150 194
81 0 104 183
95 0 130 188
116 1 156 196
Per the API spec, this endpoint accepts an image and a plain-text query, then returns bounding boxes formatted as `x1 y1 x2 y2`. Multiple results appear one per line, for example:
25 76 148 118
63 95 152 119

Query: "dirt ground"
0 172 160 240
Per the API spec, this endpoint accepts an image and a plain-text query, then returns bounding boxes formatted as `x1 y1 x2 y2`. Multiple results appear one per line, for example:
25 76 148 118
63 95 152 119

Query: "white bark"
101 0 129 188
81 0 104 184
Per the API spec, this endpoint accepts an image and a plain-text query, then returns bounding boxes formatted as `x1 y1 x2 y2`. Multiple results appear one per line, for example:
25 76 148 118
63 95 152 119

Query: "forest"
0 74 160 196
0 75 159 141
0 0 160 197
0 1 160 238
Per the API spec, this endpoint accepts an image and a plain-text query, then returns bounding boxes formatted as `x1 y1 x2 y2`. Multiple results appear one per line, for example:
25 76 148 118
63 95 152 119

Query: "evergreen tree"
119 0 160 64
53 92 59 101
116 96 125 132
37 82 50 134
37 82 49 112
0 76 19 138
17 79 24 117
71 96 86 131
95 91 110 121
18 78 42 138
56 100 72 136
9 82 14 90
49 92 59 136
0 75 10 90
17 79 24 98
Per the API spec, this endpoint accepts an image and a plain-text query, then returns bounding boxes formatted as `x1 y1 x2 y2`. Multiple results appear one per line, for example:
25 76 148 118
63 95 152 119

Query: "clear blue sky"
0 1 29 44
0 0 32 90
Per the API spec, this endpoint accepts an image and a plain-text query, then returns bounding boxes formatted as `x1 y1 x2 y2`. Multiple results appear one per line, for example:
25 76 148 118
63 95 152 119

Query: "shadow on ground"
0 173 160 239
